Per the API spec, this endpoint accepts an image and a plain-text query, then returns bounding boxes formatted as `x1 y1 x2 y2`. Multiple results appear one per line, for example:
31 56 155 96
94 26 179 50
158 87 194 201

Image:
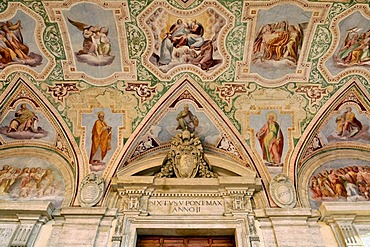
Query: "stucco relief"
270 173 297 208
45 0 136 85
128 95 243 164
138 0 233 81
0 0 368 219
78 173 105 207
156 129 217 178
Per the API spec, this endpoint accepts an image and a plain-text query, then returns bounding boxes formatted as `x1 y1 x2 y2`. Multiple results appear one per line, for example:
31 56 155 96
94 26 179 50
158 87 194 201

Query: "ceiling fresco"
0 0 369 209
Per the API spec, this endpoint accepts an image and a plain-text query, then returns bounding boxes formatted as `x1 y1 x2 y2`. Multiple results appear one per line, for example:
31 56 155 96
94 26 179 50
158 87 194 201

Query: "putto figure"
68 18 114 66
89 111 112 167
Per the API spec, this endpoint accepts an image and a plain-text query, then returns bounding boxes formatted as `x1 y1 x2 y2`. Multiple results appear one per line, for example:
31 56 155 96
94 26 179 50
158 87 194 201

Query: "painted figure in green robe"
256 112 284 165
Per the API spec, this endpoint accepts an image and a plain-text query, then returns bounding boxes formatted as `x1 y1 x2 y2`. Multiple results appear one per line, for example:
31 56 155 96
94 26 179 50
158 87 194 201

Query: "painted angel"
67 18 114 66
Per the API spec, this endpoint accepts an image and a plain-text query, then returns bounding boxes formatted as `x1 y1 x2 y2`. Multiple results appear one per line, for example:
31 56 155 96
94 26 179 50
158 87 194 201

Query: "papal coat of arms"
156 129 216 178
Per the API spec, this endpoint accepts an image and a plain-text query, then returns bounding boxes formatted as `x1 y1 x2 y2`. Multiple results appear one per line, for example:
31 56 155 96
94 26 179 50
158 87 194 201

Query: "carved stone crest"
78 173 105 207
156 129 216 178
269 173 296 208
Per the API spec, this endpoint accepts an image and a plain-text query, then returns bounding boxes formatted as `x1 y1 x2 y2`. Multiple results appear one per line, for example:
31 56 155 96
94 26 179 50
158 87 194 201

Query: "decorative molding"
48 82 79 102
125 82 156 103
216 84 247 103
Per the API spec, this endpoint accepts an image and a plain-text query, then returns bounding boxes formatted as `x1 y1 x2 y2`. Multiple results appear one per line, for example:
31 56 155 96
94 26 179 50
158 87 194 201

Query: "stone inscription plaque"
0 224 17 246
355 225 370 245
148 198 224 215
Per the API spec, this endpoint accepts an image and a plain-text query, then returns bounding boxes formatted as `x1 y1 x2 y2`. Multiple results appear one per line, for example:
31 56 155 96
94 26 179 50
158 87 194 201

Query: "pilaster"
0 201 53 247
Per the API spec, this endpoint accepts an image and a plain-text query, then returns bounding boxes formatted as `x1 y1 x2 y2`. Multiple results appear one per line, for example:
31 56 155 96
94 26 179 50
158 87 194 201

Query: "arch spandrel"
292 79 370 174
110 76 260 178
0 74 81 205
0 75 79 167
116 151 257 178
103 75 267 207
2 0 370 246
293 79 370 207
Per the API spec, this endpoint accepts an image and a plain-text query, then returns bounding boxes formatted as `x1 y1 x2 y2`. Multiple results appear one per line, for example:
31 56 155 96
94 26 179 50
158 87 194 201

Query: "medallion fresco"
251 4 310 79
139 1 232 81
0 16 42 69
65 4 119 74
0 7 51 79
238 0 328 86
326 11 370 77
149 12 224 72
45 0 136 85
318 5 370 82
0 156 65 208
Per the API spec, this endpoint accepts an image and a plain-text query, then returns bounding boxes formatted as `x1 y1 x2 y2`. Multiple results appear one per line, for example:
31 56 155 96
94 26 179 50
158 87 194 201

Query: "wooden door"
137 236 236 247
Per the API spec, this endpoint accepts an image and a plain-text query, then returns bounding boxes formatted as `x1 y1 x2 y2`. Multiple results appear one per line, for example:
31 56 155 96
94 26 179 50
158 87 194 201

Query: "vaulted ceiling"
0 0 369 209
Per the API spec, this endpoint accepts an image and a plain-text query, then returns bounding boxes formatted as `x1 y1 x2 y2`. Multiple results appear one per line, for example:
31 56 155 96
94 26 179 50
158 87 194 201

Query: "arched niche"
0 146 75 208
297 148 370 209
